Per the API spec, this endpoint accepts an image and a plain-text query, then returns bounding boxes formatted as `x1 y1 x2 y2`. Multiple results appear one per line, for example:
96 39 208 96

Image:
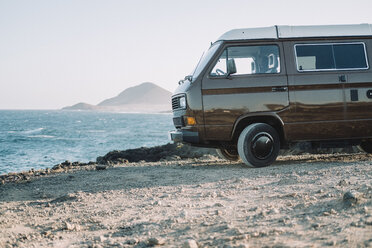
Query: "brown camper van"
169 24 372 167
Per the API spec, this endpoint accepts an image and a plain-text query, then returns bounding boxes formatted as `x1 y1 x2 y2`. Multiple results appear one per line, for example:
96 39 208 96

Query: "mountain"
62 102 99 111
62 82 172 113
98 82 171 107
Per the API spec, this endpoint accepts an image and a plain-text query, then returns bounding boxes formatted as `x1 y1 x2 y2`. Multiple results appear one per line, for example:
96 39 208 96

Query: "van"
169 24 372 167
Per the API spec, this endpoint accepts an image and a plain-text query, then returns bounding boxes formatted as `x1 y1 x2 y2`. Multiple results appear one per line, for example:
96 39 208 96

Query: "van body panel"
340 39 372 138
201 42 289 140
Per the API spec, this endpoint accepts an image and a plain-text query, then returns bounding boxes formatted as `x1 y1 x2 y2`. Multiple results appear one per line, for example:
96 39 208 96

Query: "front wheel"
237 123 280 167
359 140 372 153
216 148 240 161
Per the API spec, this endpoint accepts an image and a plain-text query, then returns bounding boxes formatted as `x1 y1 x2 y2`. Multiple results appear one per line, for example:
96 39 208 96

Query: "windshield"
191 41 222 81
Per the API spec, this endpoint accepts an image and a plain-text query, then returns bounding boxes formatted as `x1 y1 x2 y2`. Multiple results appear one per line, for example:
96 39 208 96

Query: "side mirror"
227 59 237 76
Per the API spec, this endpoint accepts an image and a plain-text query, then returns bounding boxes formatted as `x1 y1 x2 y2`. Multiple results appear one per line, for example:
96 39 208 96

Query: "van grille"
173 117 184 128
172 96 181 110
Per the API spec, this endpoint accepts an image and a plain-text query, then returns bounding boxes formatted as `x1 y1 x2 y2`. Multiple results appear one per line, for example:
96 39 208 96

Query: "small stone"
365 217 372 226
182 239 198 248
362 206 369 214
96 164 107 170
311 223 320 229
64 222 74 231
64 222 80 231
343 191 363 205
148 237 166 245
125 238 139 245
180 210 188 218
324 240 336 246
330 209 337 215
93 235 106 242
270 208 280 214
338 179 349 186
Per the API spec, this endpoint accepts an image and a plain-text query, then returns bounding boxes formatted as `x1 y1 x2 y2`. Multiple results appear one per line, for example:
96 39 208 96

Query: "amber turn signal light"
185 116 196 126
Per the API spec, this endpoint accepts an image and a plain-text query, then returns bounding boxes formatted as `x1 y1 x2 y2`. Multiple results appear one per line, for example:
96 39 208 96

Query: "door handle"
339 75 347 82
272 86 288 92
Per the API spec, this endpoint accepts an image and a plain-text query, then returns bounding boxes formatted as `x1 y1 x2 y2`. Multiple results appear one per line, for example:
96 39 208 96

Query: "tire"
216 148 240 161
237 123 280 167
359 140 372 153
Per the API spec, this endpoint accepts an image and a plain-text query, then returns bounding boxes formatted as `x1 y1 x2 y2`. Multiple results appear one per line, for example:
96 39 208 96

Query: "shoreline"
0 142 367 185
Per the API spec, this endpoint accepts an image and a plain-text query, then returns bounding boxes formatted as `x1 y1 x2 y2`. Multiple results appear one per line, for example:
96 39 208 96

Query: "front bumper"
169 129 199 143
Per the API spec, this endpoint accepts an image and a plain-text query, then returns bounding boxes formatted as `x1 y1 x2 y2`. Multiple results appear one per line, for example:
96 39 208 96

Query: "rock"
153 201 162 206
343 191 363 205
270 208 280 214
94 235 106 242
148 237 166 245
182 239 198 248
96 165 107 171
362 206 369 214
338 179 349 186
213 203 224 207
125 238 139 245
95 143 216 164
311 223 320 229
330 209 337 215
52 164 62 170
64 222 81 231
365 217 372 226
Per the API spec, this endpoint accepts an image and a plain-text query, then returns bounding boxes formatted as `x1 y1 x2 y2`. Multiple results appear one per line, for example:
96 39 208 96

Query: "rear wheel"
359 140 372 153
216 148 240 161
237 123 280 167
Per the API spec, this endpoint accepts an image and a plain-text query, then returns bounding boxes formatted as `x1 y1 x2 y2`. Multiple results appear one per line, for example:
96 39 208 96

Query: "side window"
210 45 280 77
295 42 369 71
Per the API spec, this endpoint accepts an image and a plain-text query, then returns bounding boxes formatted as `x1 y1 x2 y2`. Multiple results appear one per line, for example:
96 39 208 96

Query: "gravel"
0 153 371 247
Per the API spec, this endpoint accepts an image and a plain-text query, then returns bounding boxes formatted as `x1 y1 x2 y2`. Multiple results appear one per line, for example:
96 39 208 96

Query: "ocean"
0 110 174 174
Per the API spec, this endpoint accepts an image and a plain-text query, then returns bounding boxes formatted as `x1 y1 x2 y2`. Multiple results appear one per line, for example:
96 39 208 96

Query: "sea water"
0 110 173 174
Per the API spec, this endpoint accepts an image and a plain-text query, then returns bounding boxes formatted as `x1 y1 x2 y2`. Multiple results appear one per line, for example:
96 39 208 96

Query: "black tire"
216 148 240 161
359 140 372 153
237 123 280 167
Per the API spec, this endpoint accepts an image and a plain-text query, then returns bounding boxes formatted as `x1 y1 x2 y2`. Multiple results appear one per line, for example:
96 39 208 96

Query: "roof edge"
217 24 372 41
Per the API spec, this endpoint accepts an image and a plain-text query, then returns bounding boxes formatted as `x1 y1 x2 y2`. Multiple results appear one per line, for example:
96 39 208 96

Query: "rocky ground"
0 148 371 248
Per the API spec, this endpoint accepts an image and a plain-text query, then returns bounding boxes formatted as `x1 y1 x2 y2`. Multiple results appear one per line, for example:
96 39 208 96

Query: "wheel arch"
231 113 287 148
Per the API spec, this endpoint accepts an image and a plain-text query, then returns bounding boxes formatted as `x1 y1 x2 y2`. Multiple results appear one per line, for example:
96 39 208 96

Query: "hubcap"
251 132 274 160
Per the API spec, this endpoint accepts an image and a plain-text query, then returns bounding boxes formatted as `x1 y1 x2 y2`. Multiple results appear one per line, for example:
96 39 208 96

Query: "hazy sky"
1 0 372 109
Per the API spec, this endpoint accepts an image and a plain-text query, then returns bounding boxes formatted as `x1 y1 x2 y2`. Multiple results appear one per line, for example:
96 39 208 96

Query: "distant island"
63 82 172 113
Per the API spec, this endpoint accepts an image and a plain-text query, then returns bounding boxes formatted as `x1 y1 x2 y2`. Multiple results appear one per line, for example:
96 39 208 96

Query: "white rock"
182 239 198 248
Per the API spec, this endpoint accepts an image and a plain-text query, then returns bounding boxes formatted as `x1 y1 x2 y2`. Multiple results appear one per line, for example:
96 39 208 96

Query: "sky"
1 0 372 109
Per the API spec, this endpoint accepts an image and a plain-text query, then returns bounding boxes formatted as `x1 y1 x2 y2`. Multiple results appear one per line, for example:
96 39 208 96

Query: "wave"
23 128 44 134
6 128 45 135
27 135 55 139
87 130 106 133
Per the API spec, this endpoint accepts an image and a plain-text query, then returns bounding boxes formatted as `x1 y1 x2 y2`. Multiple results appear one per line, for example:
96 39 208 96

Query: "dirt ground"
0 153 372 248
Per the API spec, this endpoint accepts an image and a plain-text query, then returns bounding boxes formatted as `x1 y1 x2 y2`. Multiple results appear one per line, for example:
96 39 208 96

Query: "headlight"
179 96 187 109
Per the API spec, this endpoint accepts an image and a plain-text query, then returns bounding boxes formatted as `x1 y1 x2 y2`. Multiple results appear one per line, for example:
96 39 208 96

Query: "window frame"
294 42 369 72
208 44 282 78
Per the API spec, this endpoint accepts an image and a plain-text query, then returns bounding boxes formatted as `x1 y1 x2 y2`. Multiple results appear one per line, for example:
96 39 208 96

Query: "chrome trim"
171 94 187 111
294 42 369 72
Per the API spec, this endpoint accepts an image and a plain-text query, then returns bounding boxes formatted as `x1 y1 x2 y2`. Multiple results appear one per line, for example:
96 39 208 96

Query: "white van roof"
217 24 372 41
